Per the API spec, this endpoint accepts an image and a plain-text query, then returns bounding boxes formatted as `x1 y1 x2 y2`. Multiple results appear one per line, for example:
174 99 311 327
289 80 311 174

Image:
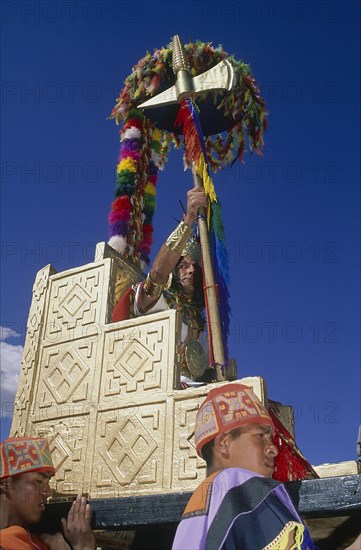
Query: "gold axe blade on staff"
139 35 237 382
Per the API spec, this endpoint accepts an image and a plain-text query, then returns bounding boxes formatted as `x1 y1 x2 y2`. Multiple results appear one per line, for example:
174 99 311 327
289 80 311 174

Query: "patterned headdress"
181 236 201 264
0 437 55 480
195 383 274 457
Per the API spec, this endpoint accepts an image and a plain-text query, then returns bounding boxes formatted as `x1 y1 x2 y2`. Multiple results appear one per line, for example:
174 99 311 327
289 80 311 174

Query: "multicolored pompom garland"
108 110 169 270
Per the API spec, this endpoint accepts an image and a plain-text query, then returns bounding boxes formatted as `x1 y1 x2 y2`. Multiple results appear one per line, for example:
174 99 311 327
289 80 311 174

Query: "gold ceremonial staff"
139 35 236 382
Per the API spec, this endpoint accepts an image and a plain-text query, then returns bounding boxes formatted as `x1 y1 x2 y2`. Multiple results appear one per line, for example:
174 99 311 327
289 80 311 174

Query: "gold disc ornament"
185 340 208 378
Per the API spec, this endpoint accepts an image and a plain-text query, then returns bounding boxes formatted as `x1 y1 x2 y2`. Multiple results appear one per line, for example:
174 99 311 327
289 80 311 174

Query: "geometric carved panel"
35 341 95 415
100 316 176 401
172 394 207 488
109 339 155 393
45 349 89 403
43 267 104 344
100 415 157 484
31 415 90 497
58 283 91 322
11 265 55 434
91 402 167 497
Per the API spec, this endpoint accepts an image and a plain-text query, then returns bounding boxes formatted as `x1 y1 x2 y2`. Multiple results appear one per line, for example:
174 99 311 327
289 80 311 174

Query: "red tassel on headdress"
271 410 319 482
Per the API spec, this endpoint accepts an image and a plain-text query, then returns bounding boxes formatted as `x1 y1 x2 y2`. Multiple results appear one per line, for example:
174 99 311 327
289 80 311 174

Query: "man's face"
223 423 278 478
5 471 52 526
176 256 200 298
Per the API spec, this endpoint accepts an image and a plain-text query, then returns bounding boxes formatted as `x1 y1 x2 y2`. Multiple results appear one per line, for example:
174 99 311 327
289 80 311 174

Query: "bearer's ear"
213 432 231 459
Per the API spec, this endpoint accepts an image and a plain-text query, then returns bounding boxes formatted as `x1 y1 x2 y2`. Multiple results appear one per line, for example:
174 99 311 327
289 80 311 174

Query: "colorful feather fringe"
110 40 267 172
108 110 167 270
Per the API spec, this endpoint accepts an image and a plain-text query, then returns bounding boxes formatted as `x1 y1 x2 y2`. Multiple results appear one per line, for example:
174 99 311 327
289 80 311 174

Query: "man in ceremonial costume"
0 436 95 550
172 383 316 550
112 185 213 386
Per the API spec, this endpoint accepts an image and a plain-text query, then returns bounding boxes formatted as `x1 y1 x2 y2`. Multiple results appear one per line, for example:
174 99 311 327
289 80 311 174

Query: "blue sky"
1 0 360 468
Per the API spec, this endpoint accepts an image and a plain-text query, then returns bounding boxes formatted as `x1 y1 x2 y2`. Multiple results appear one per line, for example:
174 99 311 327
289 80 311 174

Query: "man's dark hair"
201 427 242 468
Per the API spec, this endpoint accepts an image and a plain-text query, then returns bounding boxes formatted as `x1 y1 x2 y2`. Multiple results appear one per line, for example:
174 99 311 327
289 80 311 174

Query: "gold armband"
166 221 192 254
143 272 172 299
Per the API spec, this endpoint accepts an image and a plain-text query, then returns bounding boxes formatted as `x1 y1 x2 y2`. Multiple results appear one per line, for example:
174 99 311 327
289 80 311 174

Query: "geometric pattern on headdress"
181 236 201 264
195 383 274 457
0 437 55 480
107 40 267 271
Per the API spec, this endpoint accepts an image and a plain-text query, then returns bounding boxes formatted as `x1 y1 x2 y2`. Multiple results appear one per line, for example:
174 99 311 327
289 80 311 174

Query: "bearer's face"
225 423 278 478
5 471 52 526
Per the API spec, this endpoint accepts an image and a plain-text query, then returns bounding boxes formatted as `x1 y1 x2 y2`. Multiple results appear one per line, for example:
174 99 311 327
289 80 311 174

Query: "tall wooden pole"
192 165 226 382
139 35 232 382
